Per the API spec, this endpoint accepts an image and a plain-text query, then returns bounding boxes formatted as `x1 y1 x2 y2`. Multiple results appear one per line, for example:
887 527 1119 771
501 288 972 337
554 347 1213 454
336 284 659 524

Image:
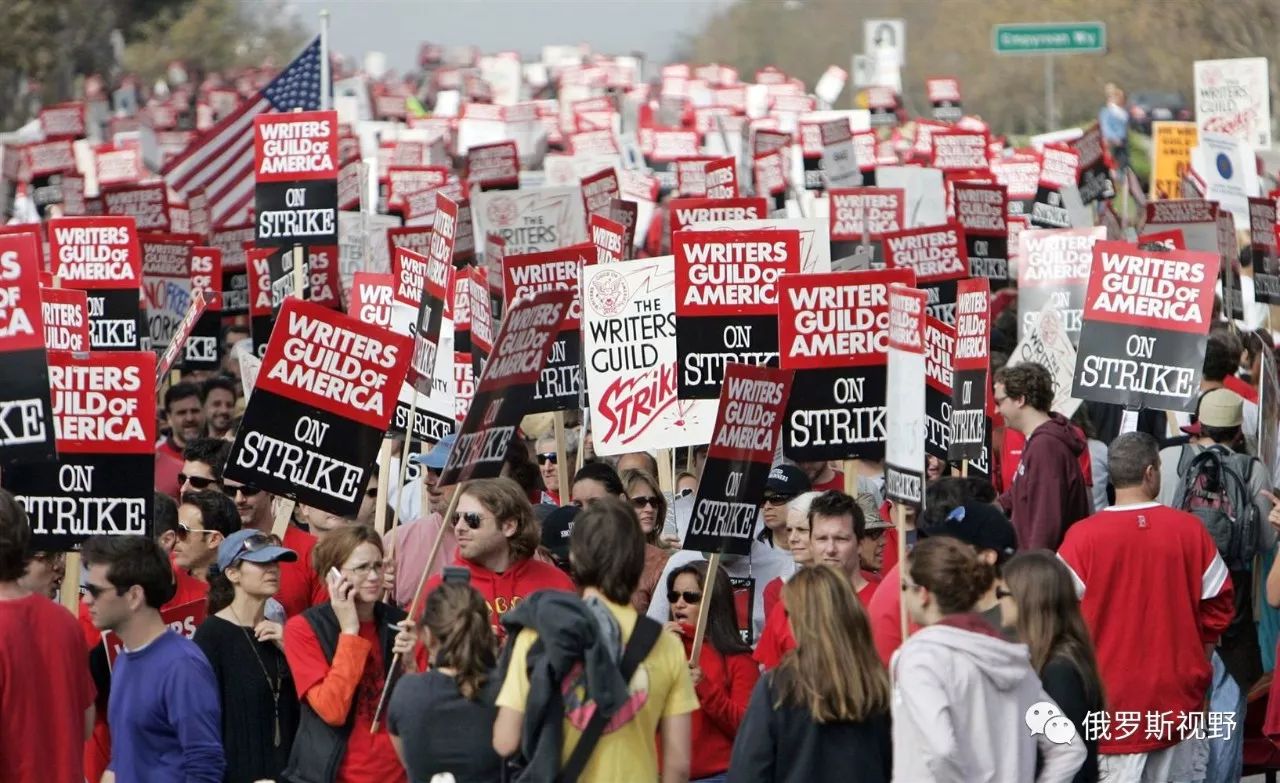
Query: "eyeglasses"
993 395 1010 406
762 495 793 507
177 523 218 541
178 473 221 492
81 582 122 600
536 453 557 466
345 561 385 579
227 484 262 498
631 496 661 509
451 511 488 529
667 590 702 604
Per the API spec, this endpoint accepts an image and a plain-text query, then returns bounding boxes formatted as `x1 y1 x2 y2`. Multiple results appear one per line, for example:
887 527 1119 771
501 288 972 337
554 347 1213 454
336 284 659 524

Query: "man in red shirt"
993 362 1092 549
155 382 206 499
755 490 882 668
226 475 325 617
868 482 1018 666
1058 432 1234 780
419 477 574 632
0 490 95 783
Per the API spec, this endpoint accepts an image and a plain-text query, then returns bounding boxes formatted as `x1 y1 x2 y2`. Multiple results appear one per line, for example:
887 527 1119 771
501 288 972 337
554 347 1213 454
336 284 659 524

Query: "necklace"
227 604 283 748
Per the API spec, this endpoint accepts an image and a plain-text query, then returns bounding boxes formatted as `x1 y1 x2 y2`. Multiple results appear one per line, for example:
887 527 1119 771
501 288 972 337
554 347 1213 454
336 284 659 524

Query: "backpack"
1173 444 1262 572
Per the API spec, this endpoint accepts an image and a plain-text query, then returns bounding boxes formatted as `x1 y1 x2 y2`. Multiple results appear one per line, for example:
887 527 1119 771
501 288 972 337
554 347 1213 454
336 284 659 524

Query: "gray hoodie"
891 616 1086 782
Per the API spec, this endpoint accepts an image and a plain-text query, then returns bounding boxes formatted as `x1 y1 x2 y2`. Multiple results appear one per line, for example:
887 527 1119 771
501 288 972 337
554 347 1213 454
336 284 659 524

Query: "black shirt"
1041 655 1101 783
193 614 300 783
388 669 503 783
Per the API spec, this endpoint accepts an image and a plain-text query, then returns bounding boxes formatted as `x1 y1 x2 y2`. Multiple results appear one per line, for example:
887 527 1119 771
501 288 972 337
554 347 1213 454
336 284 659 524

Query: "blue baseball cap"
410 433 457 470
216 529 297 573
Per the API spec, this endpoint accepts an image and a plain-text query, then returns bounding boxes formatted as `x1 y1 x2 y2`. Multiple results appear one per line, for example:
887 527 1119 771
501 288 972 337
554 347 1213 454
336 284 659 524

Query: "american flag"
163 36 323 229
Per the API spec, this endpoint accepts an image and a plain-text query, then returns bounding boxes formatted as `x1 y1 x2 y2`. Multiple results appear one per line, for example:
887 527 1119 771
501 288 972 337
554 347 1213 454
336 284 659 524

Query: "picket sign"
689 551 722 664
554 411 572 504
269 245 309 540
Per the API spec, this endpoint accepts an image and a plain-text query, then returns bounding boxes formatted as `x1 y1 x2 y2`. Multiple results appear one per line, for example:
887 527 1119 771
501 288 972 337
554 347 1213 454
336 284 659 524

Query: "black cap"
764 465 810 498
540 505 579 564
920 502 1018 561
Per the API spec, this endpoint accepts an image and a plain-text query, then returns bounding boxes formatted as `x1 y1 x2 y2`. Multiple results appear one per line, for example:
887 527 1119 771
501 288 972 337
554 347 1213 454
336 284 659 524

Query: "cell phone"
443 566 470 586
327 567 342 584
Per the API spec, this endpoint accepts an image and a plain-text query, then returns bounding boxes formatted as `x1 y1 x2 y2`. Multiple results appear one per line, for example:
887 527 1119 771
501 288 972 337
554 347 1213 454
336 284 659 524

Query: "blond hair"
773 566 890 722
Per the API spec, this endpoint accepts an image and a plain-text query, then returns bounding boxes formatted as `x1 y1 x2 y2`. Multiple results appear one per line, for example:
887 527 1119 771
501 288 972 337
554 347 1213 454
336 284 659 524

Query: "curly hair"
993 363 1054 413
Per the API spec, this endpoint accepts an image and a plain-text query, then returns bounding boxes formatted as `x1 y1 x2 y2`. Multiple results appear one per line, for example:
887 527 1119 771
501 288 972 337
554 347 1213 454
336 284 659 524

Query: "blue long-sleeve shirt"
108 629 225 783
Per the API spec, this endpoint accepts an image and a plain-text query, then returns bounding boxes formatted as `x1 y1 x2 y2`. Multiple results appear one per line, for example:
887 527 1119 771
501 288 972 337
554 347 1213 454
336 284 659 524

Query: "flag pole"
319 9 331 111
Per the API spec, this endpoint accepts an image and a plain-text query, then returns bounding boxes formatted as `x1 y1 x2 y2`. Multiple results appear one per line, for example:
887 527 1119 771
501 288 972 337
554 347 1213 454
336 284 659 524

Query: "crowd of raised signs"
4 34 1280 783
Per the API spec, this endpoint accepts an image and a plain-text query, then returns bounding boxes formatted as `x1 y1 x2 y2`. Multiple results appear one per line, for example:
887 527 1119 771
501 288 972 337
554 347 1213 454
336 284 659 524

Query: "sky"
286 0 735 73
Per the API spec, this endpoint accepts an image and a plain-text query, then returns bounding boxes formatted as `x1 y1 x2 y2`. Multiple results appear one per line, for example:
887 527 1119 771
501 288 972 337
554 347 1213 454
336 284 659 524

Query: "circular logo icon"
1216 152 1233 179
485 195 518 227
588 269 628 316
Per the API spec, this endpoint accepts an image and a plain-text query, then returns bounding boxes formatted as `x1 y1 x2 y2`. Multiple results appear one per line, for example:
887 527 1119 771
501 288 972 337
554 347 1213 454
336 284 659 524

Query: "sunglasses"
451 511 488 529
235 533 274 559
676 487 694 498
177 523 218 542
667 590 702 604
762 495 793 507
227 484 262 498
536 453 557 466
365 487 379 499
81 582 122 600
178 473 221 492
631 496 660 509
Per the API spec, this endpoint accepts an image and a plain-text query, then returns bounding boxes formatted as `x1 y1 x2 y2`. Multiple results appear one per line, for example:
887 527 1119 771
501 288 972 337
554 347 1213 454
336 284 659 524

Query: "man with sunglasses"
173 490 241 584
156 382 207 498
81 534 224 783
0 490 96 783
534 434 575 504
421 477 574 634
178 437 233 499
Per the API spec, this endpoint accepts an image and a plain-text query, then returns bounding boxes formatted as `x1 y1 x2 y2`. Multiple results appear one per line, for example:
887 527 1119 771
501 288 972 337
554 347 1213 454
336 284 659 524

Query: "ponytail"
207 567 235 614
421 582 496 700
909 536 996 615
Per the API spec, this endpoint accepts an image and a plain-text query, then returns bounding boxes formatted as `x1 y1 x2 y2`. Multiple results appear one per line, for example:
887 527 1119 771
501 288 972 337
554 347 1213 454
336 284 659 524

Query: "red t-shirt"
419 555 575 637
868 563 922 666
1058 503 1235 755
277 525 326 617
286 618 406 783
0 595 96 783
762 576 784 619
812 471 845 493
755 571 879 669
675 624 760 779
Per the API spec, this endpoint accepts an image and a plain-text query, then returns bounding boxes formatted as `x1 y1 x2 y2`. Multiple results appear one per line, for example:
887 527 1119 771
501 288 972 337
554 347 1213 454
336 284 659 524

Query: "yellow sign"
1149 121 1198 201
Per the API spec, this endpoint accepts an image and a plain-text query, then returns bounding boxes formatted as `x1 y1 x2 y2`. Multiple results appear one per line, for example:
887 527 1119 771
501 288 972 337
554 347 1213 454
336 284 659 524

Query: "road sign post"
993 22 1107 130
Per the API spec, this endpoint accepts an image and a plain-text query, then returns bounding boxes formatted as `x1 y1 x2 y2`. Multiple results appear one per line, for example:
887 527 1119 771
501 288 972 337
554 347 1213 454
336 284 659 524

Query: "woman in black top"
193 528 302 783
388 580 501 783
1004 551 1106 783
728 565 893 783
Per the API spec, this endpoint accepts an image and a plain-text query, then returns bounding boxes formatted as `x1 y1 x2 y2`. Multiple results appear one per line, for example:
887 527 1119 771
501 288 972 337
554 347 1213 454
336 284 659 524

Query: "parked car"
1128 91 1192 133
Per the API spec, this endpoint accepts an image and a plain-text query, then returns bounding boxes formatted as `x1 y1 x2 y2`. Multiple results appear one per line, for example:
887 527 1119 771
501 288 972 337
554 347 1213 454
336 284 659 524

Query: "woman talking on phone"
281 526 418 783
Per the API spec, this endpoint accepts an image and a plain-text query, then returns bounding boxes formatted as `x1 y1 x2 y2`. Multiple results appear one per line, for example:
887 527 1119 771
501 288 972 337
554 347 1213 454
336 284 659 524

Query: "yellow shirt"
496 598 699 782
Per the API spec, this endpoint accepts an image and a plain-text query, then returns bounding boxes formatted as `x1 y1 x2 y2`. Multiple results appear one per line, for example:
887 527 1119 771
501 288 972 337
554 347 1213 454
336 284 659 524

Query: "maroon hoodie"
998 412 1092 550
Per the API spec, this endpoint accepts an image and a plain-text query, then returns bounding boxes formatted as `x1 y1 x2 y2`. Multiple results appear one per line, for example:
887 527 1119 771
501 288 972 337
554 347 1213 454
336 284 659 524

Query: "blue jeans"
1205 651 1244 783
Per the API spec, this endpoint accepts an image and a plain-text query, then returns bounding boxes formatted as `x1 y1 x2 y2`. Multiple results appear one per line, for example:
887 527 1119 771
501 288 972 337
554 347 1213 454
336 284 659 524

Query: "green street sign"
993 22 1107 55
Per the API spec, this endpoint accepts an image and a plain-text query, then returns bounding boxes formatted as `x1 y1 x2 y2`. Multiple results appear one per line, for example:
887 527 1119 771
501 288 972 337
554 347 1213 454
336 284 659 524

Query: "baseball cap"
216 529 297 573
1181 388 1244 436
919 502 1017 561
540 505 579 564
410 433 457 470
764 465 810 499
857 492 891 531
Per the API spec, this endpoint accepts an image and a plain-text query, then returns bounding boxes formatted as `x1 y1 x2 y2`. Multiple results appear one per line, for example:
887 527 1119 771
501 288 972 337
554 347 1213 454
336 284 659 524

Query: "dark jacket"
1040 656 1101 783
999 413 1092 550
280 602 406 783
727 673 892 783
495 591 633 783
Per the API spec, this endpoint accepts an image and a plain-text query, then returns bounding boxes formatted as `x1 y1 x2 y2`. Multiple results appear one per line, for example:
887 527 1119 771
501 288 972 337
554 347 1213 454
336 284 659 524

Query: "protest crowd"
3 20 1280 783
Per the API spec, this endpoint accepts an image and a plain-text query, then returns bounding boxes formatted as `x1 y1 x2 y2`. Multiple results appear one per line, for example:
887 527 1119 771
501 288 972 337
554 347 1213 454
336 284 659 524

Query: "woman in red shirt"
665 561 760 783
281 526 417 783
